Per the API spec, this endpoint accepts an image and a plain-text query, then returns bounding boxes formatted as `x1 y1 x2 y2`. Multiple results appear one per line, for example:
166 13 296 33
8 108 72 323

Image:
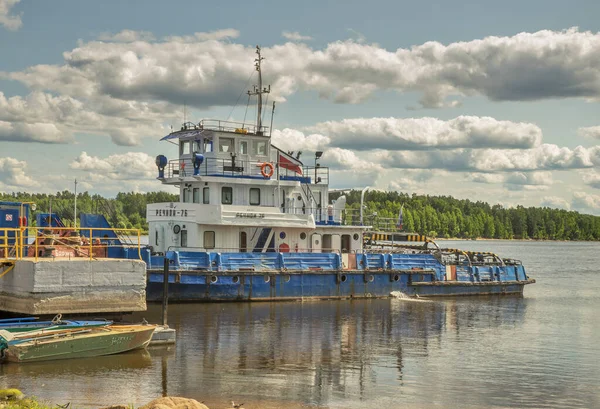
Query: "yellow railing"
0 227 142 262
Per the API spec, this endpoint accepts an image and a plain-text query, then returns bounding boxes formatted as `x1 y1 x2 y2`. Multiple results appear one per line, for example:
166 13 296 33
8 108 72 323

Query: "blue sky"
2 0 600 214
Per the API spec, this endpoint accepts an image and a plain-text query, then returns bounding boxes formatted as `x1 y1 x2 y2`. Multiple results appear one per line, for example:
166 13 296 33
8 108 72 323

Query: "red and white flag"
278 152 303 175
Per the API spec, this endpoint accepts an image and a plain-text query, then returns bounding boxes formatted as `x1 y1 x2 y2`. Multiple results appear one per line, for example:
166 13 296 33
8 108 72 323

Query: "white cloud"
0 0 21 31
306 116 542 151
578 126 600 140
581 170 600 189
164 29 240 42
322 147 382 172
282 31 313 42
0 157 38 188
0 91 174 145
98 30 156 42
572 191 600 214
468 171 553 191
0 120 70 143
271 128 330 153
378 144 599 172
7 27 600 112
468 173 505 184
70 151 155 180
541 196 571 210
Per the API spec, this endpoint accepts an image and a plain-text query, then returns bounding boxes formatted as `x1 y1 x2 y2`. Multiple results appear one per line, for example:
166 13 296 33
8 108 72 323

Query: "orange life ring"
260 162 274 178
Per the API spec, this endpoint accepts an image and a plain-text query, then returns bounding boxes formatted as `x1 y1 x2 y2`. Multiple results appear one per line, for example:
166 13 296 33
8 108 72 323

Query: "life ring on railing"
259 162 274 178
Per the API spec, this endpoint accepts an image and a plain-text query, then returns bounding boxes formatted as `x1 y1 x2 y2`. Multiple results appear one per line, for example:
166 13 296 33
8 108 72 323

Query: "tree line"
2 189 600 240
0 191 177 232
334 190 600 240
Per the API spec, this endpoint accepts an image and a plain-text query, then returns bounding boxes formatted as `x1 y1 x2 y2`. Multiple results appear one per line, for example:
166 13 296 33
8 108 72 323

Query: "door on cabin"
240 231 247 253
311 233 322 253
341 234 351 253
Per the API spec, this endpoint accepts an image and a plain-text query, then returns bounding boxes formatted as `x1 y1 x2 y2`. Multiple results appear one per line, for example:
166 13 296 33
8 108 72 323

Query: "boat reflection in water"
136 296 527 408
2 298 527 408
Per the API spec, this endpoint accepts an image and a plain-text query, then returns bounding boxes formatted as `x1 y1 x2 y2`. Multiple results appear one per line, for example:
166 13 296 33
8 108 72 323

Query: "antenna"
247 46 270 135
270 101 276 137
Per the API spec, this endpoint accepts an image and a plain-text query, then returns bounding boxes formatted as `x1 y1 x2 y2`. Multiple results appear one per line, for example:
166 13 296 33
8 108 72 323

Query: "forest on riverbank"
1 190 600 240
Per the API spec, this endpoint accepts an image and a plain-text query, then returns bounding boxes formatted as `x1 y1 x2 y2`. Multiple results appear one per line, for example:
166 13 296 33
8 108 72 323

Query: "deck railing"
0 227 142 262
163 157 329 185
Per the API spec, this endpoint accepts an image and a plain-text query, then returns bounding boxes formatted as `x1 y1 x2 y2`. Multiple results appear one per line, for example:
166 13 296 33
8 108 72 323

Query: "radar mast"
247 46 270 135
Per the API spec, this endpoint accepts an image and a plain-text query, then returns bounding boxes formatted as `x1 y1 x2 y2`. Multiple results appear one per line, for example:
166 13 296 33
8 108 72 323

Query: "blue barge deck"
143 250 534 302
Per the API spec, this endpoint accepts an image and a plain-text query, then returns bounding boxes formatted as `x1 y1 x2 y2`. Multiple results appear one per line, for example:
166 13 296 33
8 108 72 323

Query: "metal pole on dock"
74 179 77 228
162 257 169 326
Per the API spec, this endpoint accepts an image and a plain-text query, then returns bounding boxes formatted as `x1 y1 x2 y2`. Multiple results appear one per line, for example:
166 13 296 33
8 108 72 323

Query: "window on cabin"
250 188 260 205
193 188 200 203
203 138 213 153
253 141 267 155
193 140 202 153
204 231 215 249
203 187 210 204
219 137 234 153
240 140 248 155
180 140 190 156
181 230 188 247
183 188 191 203
222 187 233 204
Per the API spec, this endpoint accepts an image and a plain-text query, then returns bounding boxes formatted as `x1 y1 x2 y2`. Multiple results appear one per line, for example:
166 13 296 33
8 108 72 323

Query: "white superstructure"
147 47 364 257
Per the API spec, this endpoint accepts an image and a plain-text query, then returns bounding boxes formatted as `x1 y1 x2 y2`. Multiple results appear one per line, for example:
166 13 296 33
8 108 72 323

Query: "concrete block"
0 258 148 314
30 261 64 288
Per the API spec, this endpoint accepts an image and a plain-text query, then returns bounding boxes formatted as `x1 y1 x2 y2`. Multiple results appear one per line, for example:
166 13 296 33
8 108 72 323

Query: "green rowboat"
0 325 156 363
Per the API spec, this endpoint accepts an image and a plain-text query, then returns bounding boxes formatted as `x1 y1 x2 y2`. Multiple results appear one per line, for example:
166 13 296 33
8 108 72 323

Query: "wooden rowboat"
0 325 155 363
0 315 112 333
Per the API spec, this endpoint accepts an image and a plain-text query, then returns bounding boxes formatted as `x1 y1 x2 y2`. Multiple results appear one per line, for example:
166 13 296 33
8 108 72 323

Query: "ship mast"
247 46 270 135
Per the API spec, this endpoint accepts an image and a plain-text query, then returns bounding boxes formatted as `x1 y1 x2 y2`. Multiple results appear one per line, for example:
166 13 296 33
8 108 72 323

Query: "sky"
1 0 600 214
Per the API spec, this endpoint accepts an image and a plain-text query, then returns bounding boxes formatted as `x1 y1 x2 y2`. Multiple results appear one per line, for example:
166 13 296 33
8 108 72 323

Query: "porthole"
340 274 347 283
353 233 359 241
280 231 286 239
300 232 307 240
284 275 291 283
264 275 271 283
392 274 400 282
297 195 302 201
232 276 240 284
210 275 218 284
173 225 181 234
367 275 374 283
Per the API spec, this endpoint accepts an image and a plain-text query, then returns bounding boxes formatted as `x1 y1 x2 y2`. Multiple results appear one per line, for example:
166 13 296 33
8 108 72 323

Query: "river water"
1 241 599 409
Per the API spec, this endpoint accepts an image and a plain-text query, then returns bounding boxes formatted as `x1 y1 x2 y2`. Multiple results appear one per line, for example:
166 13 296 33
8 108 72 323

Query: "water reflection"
3 241 598 408
135 296 527 408
0 349 153 377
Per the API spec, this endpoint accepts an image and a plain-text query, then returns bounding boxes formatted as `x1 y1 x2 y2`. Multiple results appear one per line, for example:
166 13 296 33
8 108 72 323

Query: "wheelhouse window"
193 188 200 203
183 188 191 203
222 186 233 204
203 138 213 153
203 187 210 204
253 140 267 156
180 140 191 156
249 188 260 205
240 140 248 155
204 231 215 249
219 137 234 153
193 140 202 153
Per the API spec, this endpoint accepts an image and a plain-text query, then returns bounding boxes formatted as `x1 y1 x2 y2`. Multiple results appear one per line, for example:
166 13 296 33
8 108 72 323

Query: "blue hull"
146 270 534 302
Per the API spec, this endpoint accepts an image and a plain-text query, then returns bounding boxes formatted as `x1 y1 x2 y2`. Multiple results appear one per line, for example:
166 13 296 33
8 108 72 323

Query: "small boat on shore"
0 324 155 363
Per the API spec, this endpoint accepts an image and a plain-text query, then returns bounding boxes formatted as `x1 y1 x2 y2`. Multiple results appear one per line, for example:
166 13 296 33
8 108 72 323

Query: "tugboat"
142 46 535 301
